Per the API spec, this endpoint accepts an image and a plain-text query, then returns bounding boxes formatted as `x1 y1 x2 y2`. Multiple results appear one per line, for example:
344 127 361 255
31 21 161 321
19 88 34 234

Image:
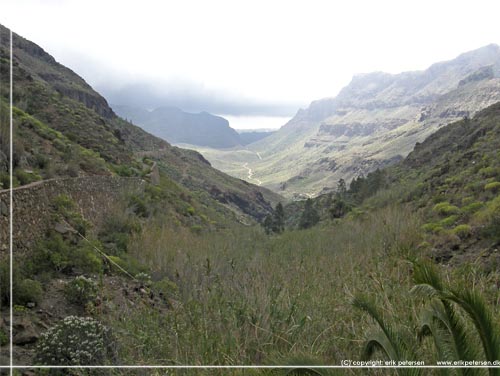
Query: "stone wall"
0 176 145 257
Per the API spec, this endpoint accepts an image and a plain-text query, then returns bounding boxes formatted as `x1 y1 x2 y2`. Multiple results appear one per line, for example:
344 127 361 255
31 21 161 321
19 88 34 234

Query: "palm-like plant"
354 260 500 376
352 295 423 376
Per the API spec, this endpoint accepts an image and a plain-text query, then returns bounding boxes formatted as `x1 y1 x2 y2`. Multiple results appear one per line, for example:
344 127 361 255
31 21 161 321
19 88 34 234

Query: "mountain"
197 44 500 198
0 24 281 222
113 105 243 149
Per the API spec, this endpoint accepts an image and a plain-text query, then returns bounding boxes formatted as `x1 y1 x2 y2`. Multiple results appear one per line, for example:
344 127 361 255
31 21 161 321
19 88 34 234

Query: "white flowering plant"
64 276 98 306
34 316 115 365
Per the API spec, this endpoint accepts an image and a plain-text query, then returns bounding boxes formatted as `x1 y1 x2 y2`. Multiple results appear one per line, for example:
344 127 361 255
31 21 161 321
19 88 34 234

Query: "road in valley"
242 162 262 186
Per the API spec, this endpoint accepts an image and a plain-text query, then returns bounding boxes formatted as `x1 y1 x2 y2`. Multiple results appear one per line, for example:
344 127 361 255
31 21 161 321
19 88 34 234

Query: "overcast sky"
3 0 500 128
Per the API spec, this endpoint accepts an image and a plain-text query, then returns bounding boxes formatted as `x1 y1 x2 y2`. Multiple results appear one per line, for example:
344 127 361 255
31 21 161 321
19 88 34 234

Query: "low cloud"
96 80 302 117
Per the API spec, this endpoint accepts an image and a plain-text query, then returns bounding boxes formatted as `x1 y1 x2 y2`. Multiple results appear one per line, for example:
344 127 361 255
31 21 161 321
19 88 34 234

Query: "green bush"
0 327 7 346
432 202 460 216
14 169 41 185
421 222 444 234
52 194 90 235
15 278 43 305
34 316 114 365
32 233 103 275
479 166 498 178
129 194 149 217
439 215 459 227
99 214 140 256
482 211 500 242
64 276 98 306
107 255 147 276
484 181 500 193
152 277 178 301
452 224 472 239
1 262 43 306
462 201 483 214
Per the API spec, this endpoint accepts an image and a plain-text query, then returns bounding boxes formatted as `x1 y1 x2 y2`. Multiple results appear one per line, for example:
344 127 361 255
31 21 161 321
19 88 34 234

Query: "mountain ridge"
209 43 500 198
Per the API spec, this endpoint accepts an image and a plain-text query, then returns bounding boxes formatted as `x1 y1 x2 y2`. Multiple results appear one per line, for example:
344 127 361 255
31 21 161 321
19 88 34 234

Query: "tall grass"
102 205 428 369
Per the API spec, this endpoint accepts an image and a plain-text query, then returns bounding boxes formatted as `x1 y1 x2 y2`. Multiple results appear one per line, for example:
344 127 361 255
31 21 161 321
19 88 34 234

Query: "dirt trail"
242 162 262 186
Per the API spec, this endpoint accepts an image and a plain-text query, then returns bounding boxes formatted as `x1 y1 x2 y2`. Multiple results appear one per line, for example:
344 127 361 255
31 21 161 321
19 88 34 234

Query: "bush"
439 215 459 227
64 276 98 306
0 262 43 306
432 202 460 216
482 212 500 243
15 278 43 305
32 233 103 275
462 202 483 215
484 181 500 193
129 194 149 217
0 327 7 346
14 169 41 185
452 224 472 239
421 222 444 234
52 194 90 235
135 272 152 286
152 277 178 301
34 316 115 365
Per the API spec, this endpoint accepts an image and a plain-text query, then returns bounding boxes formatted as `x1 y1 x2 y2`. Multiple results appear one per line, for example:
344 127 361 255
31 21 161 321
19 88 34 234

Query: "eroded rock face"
238 44 500 197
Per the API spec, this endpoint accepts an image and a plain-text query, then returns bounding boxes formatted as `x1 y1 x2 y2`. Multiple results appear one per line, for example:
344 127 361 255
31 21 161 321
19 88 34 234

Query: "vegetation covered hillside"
294 101 500 267
0 24 281 221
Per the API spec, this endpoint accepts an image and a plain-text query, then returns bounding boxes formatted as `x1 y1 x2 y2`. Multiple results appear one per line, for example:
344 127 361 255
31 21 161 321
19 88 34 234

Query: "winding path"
242 162 262 186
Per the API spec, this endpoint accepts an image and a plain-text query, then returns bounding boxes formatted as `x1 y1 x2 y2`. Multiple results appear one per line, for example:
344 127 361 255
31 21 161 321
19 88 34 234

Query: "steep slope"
309 101 500 265
383 101 500 265
200 45 500 199
113 104 242 149
0 24 281 221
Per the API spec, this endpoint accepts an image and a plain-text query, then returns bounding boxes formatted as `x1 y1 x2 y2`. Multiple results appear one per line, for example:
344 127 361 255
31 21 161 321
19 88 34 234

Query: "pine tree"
262 214 273 235
299 199 319 229
272 202 285 233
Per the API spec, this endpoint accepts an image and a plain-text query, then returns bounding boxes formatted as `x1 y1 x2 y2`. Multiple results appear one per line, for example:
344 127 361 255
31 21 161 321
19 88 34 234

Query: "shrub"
462 201 483 215
439 215 459 227
484 181 500 193
1 262 43 305
32 233 103 275
432 202 460 216
452 224 472 239
106 255 147 276
0 327 7 346
15 278 43 305
479 166 498 178
135 272 152 286
152 277 178 301
482 211 500 243
34 316 114 365
14 169 41 185
64 276 98 306
128 194 149 217
52 194 90 235
421 222 444 234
